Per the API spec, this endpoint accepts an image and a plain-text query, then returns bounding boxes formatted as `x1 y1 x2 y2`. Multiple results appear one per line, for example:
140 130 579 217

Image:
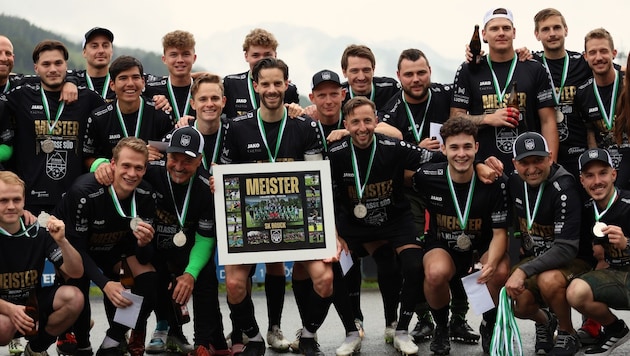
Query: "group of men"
0 4 629 356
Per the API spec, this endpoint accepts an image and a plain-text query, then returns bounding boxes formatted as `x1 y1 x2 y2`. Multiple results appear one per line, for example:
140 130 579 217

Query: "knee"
312 270 334 298
225 277 246 300
424 265 450 287
56 285 85 314
566 279 589 308
537 270 566 294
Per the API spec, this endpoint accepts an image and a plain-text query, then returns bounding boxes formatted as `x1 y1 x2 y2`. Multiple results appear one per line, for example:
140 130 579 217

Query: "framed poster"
213 160 336 265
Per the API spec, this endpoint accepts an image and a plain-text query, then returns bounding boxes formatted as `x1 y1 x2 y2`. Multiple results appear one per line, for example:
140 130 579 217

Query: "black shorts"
18 285 65 339
343 220 420 253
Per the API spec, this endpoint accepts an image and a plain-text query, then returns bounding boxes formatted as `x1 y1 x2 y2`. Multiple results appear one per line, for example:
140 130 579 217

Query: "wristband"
90 158 110 172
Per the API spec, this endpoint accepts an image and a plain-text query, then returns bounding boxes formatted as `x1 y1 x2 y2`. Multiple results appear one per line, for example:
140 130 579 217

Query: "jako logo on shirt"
247 143 260 149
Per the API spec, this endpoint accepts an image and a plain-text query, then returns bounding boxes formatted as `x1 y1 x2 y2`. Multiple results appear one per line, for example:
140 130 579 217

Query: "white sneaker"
9 338 25 356
289 328 318 353
335 333 361 356
145 327 168 353
394 332 419 355
384 321 398 344
266 325 291 351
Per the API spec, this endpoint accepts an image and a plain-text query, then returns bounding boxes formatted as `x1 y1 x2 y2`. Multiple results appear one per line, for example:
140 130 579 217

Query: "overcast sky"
2 0 629 91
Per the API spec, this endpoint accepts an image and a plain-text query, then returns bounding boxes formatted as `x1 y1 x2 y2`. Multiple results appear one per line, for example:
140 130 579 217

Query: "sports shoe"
578 318 603 346
9 338 25 356
535 309 558 355
384 321 397 344
230 343 245 355
56 332 78 355
354 319 365 339
393 332 419 355
479 319 494 354
266 325 290 351
167 334 194 354
430 326 451 355
240 340 265 356
585 321 630 356
94 346 123 356
127 330 146 356
335 333 361 356
75 346 93 356
449 317 480 344
410 315 434 343
298 337 324 356
289 328 318 353
551 331 580 356
24 344 48 356
146 322 169 354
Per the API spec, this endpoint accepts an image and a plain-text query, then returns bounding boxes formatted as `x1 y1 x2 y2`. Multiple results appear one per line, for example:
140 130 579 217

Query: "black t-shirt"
220 110 323 164
451 56 556 172
53 173 156 288
83 99 174 160
413 162 508 252
185 118 227 172
328 134 438 238
342 76 399 111
223 71 300 119
0 83 106 208
379 83 452 144
582 188 630 267
0 222 62 304
144 76 194 121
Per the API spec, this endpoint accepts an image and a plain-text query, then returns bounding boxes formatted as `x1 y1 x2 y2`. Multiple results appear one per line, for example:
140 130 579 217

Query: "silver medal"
37 211 50 228
129 217 143 232
555 109 564 123
456 233 472 251
173 231 187 247
353 203 367 219
41 139 55 154
592 222 607 238
523 233 534 251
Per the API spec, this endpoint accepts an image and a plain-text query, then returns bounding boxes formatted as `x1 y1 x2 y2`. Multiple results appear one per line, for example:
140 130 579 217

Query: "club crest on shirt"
496 127 519 153
46 151 67 180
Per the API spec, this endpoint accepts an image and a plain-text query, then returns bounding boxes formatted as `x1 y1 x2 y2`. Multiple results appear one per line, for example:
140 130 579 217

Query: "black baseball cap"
311 69 341 90
82 27 114 48
579 148 613 172
512 132 550 161
167 126 204 158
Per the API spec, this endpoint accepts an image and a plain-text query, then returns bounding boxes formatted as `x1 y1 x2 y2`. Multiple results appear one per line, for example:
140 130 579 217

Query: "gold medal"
41 138 55 154
592 222 607 238
129 217 143 232
456 232 472 251
353 203 367 219
173 231 187 247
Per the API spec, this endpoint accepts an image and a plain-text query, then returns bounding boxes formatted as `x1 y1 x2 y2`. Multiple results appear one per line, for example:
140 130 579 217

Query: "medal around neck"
129 217 143 232
556 110 564 123
592 222 607 238
173 231 187 247
456 232 472 251
41 138 55 154
37 211 50 228
353 203 367 219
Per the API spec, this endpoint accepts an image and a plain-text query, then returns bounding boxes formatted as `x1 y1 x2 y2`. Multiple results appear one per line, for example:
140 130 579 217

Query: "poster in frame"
213 160 336 265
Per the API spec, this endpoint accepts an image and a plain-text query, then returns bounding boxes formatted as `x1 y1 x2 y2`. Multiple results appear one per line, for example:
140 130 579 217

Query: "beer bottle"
507 81 527 130
170 274 191 325
119 254 134 289
24 290 39 336
469 25 482 69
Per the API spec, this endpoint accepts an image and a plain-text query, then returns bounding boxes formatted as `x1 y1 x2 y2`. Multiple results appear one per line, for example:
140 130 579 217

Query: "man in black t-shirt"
54 138 158 356
505 132 592 355
0 171 84 356
413 118 510 354
567 148 630 355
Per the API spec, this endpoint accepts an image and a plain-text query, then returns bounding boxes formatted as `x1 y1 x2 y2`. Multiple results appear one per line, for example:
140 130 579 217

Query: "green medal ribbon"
167 172 193 229
487 54 518 104
247 74 259 110
403 90 432 144
541 51 569 106
166 76 192 119
349 136 377 203
594 187 617 221
2 81 9 94
85 72 110 99
115 97 144 137
349 82 375 102
256 108 288 163
593 70 621 130
446 168 476 231
40 87 65 134
524 182 545 232
108 185 137 221
194 120 222 170
490 287 524 356
0 219 38 238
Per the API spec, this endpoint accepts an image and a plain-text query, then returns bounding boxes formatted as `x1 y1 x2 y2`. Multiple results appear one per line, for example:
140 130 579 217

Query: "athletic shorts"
343 220 420 253
578 266 630 310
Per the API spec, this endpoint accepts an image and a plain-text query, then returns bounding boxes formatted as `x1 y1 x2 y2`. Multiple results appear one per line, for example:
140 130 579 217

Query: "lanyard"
524 182 545 232
541 52 569 106
350 136 376 202
167 76 191 119
167 172 193 229
109 185 137 219
403 90 432 143
594 188 617 221
85 72 110 99
487 54 518 104
40 87 65 134
115 98 144 137
446 168 476 230
0 219 37 238
593 70 621 130
247 74 258 110
2 81 9 93
195 120 222 170
349 82 375 101
316 119 342 152
256 108 288 162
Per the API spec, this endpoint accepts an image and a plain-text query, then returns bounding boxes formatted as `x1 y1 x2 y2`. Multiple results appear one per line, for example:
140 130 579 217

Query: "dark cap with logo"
311 69 341 90
512 132 550 161
82 27 114 48
167 126 204 158
579 148 613 172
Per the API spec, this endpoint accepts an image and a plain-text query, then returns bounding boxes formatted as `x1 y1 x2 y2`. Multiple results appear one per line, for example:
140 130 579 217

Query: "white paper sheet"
429 123 444 145
339 250 354 276
113 290 144 329
461 270 495 315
